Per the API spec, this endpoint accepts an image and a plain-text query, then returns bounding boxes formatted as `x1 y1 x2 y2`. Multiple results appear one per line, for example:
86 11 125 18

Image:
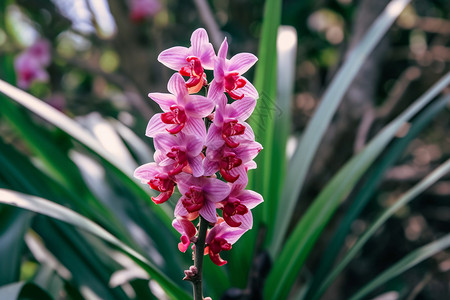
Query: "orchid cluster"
134 28 263 267
129 0 161 22
14 39 51 89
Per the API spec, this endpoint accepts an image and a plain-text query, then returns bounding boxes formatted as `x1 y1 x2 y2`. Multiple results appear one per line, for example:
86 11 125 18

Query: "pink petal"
237 190 263 209
174 173 192 195
236 141 263 162
199 43 215 69
229 97 257 121
153 150 166 164
184 118 206 140
233 210 253 230
228 53 258 75
202 158 219 176
205 125 224 150
188 155 204 177
184 134 204 155
207 81 225 105
190 28 209 58
185 95 214 118
167 73 188 98
158 46 190 70
199 201 217 223
148 93 177 111
146 114 166 137
217 223 247 245
229 166 248 190
204 178 231 202
133 162 159 183
242 123 255 141
153 133 177 152
217 38 228 60
238 78 259 99
174 199 189 218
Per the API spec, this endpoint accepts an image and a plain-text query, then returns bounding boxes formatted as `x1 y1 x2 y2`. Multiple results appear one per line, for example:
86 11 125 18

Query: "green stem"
193 216 209 300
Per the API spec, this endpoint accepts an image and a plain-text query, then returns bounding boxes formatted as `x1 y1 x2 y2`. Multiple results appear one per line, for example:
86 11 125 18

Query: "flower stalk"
192 216 209 300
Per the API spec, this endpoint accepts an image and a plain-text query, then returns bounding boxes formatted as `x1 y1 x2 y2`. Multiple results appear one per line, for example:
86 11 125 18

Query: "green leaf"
315 156 450 299
305 91 450 299
0 189 191 300
269 0 412 258
230 0 282 287
0 207 33 285
264 73 450 300
0 79 173 231
0 282 52 300
349 233 450 300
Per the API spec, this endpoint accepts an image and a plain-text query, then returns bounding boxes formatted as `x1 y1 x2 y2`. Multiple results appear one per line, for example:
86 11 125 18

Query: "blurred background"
0 0 450 299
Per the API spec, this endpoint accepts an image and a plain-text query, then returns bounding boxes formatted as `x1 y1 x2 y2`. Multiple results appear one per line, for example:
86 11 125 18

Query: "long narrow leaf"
229 0 282 287
0 189 191 300
0 80 173 230
349 233 450 300
264 75 450 300
314 157 450 299
306 91 450 298
269 0 411 257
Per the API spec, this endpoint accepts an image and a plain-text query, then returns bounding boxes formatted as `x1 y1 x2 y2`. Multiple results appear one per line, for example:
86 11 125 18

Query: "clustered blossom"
134 28 263 266
14 39 51 89
129 0 161 22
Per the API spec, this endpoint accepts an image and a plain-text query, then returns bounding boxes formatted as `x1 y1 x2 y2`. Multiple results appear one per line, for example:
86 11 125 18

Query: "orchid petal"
146 114 166 137
184 134 204 155
204 179 231 202
148 93 177 111
217 38 228 60
202 158 219 176
153 132 177 152
238 78 259 99
184 118 206 140
229 97 257 121
185 95 214 118
205 125 224 150
199 43 215 69
199 201 217 223
188 155 204 177
207 80 224 105
233 210 253 230
133 162 159 183
190 28 209 58
228 53 258 75
237 190 263 209
236 141 263 162
174 199 189 218
158 46 189 70
167 73 188 98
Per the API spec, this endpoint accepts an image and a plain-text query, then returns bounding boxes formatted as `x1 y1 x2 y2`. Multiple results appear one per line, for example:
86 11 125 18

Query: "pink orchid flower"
158 28 215 93
129 0 161 22
205 220 248 266
153 132 204 177
172 216 197 252
208 38 258 102
27 39 51 66
174 173 230 224
14 55 49 89
133 162 176 204
218 184 263 228
203 140 262 184
146 73 214 138
206 94 256 150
